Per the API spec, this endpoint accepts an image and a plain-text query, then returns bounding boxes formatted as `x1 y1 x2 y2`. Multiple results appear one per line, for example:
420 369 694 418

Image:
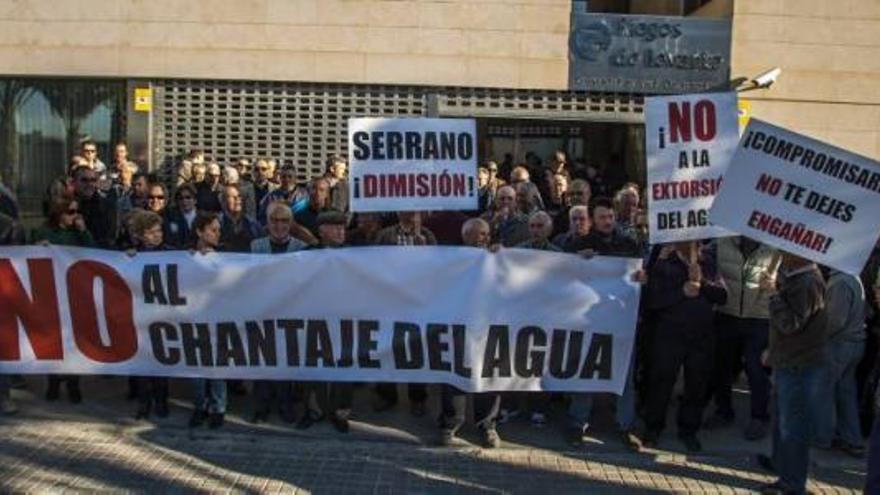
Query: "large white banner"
0 246 641 394
348 118 478 212
645 92 738 243
710 119 880 275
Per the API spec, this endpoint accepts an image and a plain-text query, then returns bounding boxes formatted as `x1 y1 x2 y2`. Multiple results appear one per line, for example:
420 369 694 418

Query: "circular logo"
571 20 613 62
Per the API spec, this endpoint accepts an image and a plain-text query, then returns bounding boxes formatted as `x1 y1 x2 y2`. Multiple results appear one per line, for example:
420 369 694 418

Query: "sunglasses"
83 148 97 153
148 195 166 200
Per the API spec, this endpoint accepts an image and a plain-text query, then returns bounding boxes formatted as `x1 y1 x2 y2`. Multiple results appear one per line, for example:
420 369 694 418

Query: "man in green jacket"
707 236 780 440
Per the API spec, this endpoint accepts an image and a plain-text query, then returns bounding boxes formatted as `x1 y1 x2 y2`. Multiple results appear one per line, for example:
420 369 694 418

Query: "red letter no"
67 261 137 363
0 259 63 360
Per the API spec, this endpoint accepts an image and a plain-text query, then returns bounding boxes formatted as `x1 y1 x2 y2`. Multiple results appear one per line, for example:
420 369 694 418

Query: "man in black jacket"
296 211 354 434
566 197 643 449
72 167 117 248
567 197 639 256
641 242 728 452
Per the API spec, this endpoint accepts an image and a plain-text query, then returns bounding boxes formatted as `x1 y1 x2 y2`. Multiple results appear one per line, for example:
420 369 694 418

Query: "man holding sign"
711 120 880 494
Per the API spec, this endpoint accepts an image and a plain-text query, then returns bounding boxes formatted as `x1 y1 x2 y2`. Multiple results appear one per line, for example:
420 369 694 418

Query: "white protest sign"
645 92 738 243
348 118 478 212
0 245 641 394
710 119 880 275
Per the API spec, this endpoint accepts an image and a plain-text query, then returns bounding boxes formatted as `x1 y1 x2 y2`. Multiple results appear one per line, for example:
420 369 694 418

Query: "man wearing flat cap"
296 209 353 433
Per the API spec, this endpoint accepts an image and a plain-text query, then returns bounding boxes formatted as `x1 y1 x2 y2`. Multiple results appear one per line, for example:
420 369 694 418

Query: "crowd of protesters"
1 141 879 495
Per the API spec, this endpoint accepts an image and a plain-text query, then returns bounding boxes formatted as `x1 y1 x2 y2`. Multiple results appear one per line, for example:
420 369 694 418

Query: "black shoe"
45 384 60 402
372 397 396 413
755 454 775 473
744 419 769 441
280 409 297 424
758 481 791 495
619 430 641 451
230 381 248 396
296 412 324 430
10 375 27 389
67 384 82 404
330 414 350 433
155 401 169 418
678 434 702 453
702 411 734 430
250 410 269 424
438 429 456 447
640 429 660 448
409 401 426 417
135 404 151 420
208 412 224 429
566 426 586 446
189 409 207 428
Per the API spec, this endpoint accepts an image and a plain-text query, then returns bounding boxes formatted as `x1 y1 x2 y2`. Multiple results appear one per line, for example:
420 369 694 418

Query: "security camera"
752 68 781 88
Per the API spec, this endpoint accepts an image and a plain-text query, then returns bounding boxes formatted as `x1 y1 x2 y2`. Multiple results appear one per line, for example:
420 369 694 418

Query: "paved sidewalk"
0 377 868 493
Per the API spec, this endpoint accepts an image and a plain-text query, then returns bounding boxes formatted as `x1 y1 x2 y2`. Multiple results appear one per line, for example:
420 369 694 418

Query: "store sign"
569 12 731 94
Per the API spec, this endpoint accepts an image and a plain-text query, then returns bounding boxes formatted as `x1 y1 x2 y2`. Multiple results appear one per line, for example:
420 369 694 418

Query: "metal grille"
152 80 644 183
152 80 427 183
431 88 644 123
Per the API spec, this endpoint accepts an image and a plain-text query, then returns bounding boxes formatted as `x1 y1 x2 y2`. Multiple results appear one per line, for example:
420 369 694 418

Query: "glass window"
0 78 125 219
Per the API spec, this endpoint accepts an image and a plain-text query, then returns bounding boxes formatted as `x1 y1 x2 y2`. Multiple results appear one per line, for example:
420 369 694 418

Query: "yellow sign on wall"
737 98 751 133
134 88 152 112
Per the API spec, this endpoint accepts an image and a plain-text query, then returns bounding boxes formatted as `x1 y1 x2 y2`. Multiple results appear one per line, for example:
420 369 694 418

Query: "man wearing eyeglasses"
80 139 107 178
72 166 118 248
251 159 277 208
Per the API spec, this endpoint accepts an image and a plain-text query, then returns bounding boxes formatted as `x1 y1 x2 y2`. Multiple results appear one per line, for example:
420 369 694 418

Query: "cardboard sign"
645 92 738 243
348 118 478 212
710 119 880 275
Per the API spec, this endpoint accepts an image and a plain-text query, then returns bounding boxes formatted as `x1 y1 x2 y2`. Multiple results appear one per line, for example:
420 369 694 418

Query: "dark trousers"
710 314 771 420
375 382 427 405
770 366 822 494
0 374 9 401
866 415 880 494
253 380 295 415
47 375 79 395
303 382 354 417
137 377 168 408
645 328 714 436
439 385 501 433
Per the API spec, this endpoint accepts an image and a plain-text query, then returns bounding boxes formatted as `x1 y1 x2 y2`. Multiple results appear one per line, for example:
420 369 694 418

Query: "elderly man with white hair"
517 211 560 252
437 217 503 448
553 205 591 252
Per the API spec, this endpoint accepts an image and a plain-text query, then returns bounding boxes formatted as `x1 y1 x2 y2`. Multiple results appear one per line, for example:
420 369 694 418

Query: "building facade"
0 0 876 219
